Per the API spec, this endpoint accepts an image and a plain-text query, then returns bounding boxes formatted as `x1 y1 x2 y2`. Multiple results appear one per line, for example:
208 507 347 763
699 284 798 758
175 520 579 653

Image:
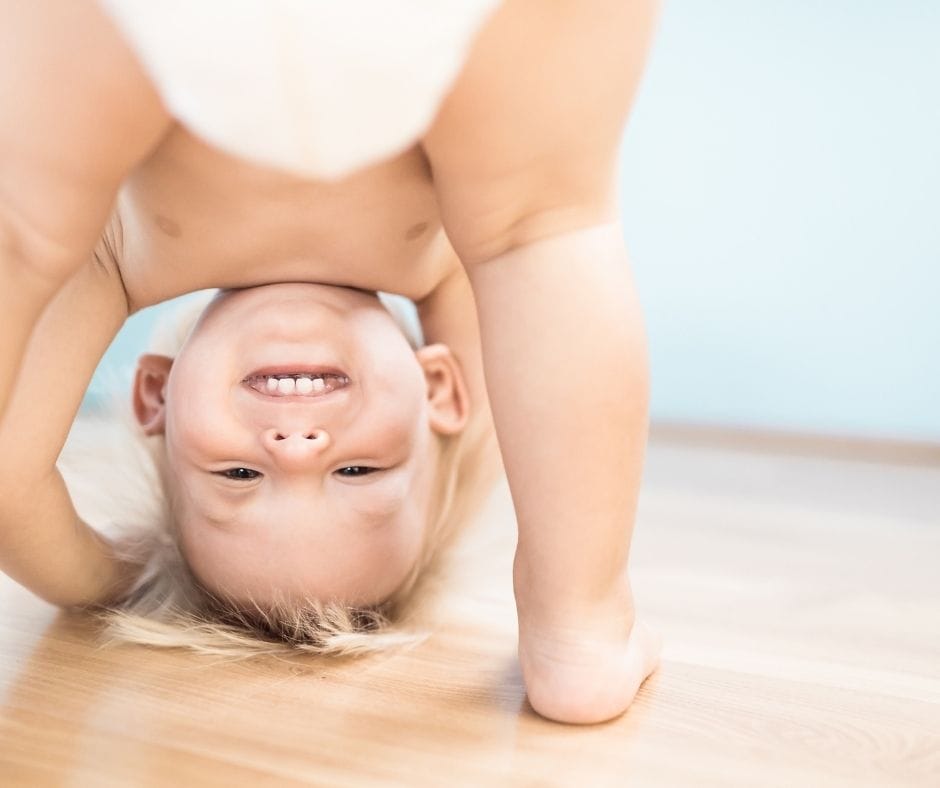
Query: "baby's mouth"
243 372 351 398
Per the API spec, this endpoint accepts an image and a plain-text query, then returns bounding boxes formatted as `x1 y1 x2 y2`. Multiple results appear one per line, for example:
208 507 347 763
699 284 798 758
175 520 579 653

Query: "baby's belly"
116 124 450 309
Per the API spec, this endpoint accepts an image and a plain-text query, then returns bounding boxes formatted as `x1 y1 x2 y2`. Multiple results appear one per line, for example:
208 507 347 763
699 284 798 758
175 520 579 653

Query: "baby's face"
155 284 444 608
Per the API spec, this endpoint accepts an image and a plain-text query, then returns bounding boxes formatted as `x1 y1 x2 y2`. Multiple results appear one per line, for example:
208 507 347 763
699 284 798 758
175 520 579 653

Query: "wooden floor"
1 433 938 787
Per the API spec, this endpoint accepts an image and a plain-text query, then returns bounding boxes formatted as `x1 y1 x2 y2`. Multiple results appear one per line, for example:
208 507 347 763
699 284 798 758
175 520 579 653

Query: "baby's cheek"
345 480 410 526
167 403 227 458
358 512 426 592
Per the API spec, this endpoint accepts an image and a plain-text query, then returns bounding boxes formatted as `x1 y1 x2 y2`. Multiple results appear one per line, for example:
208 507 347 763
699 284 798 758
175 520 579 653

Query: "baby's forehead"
177 501 423 608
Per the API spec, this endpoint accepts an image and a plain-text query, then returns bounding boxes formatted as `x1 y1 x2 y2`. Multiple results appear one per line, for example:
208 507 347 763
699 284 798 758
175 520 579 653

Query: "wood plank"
1 433 938 786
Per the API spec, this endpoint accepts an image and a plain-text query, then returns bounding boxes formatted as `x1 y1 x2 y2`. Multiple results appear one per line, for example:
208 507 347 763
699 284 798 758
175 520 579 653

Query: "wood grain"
1 434 938 786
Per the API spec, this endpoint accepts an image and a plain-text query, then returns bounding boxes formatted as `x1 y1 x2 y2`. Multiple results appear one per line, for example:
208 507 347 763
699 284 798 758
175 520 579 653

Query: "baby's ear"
415 344 470 436
133 354 174 436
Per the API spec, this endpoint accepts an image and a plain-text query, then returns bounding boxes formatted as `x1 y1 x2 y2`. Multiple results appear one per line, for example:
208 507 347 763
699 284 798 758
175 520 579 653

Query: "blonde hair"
61 291 499 657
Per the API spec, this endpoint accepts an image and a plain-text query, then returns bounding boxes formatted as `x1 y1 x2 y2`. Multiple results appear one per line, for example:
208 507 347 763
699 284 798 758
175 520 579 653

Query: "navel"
404 221 429 241
155 214 182 238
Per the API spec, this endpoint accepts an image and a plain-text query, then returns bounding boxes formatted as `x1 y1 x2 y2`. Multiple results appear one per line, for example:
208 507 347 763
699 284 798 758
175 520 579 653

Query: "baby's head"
101 282 497 654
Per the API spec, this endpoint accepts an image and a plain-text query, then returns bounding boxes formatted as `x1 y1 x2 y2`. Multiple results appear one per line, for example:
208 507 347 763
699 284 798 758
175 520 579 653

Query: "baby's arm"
0 2 168 604
423 0 662 723
0 245 137 606
0 1 168 423
413 244 489 414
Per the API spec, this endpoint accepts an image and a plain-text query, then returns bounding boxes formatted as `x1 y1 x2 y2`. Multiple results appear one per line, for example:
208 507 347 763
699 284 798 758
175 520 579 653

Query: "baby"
0 0 661 723
56 283 502 660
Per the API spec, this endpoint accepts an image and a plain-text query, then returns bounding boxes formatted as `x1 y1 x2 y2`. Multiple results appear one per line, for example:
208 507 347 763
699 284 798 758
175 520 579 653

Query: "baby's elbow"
0 210 82 297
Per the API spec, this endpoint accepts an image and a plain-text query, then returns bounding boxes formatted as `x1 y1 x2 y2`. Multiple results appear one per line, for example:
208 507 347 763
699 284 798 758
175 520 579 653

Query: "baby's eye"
218 467 262 481
336 466 378 477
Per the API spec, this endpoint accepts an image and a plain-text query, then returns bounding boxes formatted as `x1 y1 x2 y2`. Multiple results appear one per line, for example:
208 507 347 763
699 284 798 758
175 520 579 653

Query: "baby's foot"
515 581 662 724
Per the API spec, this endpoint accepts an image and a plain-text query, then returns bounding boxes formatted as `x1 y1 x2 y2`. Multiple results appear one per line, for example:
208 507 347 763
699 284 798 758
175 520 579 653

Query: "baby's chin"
186 286 409 377
211 282 381 315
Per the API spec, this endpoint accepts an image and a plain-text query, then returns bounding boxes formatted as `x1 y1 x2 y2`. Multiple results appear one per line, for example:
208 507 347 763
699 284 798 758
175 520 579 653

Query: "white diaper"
98 0 500 179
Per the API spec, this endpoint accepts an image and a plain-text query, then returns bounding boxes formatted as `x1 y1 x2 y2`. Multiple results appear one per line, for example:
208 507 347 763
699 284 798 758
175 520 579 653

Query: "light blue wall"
88 0 940 440
84 306 164 409
620 0 939 440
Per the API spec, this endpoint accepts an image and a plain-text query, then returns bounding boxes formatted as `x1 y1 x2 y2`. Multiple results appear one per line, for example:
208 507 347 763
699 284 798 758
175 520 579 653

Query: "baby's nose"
262 428 331 470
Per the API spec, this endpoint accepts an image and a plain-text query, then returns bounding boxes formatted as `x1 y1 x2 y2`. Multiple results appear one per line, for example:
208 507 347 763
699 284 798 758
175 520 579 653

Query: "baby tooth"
311 377 326 393
295 377 314 394
277 377 296 395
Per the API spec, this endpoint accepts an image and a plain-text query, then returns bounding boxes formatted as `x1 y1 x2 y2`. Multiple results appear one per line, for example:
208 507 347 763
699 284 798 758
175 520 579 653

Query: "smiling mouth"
243 371 351 398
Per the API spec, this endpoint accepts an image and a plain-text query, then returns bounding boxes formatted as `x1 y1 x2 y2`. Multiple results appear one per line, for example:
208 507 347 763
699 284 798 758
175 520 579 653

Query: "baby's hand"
515 576 662 724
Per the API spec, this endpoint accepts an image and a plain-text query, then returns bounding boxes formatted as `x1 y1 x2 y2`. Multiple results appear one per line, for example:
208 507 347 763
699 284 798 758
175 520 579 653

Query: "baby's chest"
116 125 448 308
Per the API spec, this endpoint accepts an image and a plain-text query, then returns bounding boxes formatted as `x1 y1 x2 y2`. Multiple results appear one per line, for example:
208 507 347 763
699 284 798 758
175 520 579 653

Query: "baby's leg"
466 222 661 724
0 0 168 420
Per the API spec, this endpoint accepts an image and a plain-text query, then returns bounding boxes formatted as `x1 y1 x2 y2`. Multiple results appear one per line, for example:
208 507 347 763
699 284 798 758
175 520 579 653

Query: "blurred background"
87 0 940 444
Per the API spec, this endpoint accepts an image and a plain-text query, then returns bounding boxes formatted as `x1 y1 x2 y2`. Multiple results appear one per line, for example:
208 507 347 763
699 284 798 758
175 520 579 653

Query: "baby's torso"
97 0 505 309
114 123 454 311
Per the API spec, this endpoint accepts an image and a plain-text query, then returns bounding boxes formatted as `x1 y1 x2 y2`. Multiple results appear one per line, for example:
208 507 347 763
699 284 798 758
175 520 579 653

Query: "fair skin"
136 284 469 608
0 0 661 723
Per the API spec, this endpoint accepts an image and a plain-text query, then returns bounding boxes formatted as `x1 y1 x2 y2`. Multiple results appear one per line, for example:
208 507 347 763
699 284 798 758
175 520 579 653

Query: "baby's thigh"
1 1 168 273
